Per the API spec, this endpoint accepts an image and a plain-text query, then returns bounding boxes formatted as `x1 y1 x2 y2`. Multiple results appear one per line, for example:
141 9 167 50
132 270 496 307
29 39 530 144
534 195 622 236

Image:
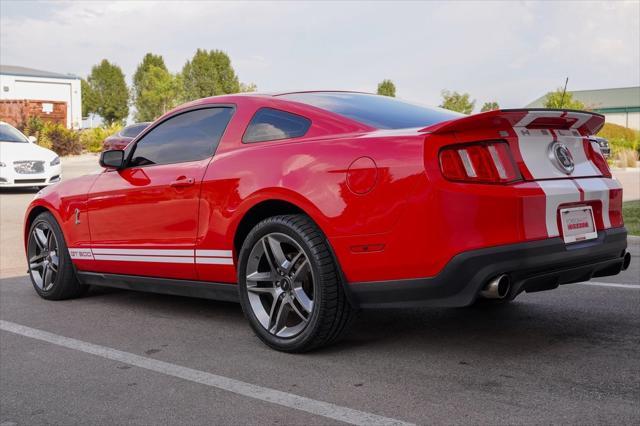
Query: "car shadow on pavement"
80 285 636 358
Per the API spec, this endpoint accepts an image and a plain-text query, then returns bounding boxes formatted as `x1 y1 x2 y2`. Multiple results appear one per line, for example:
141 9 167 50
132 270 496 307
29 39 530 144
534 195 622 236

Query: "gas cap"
346 156 378 195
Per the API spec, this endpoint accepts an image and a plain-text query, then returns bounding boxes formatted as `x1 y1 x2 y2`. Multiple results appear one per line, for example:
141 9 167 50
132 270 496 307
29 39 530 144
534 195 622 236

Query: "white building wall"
0 74 82 129
604 112 639 130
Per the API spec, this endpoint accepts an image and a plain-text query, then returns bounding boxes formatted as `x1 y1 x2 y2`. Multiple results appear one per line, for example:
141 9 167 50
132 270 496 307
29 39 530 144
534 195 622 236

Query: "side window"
243 108 311 143
129 107 233 167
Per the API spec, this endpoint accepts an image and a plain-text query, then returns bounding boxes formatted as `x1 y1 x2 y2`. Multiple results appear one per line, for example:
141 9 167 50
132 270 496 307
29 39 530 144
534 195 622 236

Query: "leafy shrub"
597 122 640 144
614 148 639 168
44 123 82 156
79 123 122 153
20 116 45 138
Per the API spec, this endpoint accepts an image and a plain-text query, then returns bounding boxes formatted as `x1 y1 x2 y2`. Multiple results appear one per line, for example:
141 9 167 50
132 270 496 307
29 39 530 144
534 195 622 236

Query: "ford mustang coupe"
24 91 630 352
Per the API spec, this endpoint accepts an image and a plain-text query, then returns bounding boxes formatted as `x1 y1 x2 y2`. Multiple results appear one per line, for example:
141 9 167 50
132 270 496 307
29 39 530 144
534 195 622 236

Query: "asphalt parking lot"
1 155 639 425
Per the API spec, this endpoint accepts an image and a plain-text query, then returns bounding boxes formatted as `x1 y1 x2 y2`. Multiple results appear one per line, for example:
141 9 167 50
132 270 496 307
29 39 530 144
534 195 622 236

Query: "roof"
0 65 80 80
526 86 640 110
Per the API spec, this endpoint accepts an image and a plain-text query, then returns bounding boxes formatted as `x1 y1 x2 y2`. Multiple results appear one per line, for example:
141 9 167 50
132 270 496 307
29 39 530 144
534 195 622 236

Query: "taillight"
439 141 521 183
586 140 612 178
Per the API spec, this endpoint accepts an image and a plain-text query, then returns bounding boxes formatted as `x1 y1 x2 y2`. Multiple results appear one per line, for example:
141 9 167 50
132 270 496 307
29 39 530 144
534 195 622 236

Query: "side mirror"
99 150 125 169
28 136 37 144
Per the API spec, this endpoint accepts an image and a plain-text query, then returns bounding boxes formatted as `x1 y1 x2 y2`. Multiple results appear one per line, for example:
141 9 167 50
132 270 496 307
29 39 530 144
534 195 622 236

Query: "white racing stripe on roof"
0 320 412 426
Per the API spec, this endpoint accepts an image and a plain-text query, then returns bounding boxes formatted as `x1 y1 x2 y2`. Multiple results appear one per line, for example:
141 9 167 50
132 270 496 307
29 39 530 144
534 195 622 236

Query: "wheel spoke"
247 285 274 295
292 287 313 313
287 296 309 322
47 231 56 251
42 264 51 286
34 228 47 249
246 271 273 283
30 260 45 270
284 251 303 274
269 295 289 335
265 235 288 269
30 252 47 263
50 252 59 267
292 259 310 282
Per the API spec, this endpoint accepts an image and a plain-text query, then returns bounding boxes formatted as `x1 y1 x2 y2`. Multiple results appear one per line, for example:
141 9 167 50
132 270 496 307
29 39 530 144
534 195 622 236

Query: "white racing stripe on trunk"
573 178 617 228
536 180 581 237
0 320 412 426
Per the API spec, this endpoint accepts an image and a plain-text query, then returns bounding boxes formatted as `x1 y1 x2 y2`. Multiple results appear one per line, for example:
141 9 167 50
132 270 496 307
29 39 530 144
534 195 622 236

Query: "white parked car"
0 121 61 188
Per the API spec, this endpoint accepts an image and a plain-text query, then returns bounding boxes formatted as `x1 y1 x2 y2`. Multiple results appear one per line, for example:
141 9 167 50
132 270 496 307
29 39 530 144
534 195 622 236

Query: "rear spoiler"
420 109 605 136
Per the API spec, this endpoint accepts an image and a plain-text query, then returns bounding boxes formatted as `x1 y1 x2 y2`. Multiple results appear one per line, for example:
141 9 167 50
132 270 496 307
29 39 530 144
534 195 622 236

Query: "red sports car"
102 122 151 151
24 91 630 352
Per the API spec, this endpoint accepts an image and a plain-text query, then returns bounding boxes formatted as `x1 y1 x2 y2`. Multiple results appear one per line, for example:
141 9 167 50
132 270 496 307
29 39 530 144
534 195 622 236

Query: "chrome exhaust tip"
480 274 511 299
622 252 631 271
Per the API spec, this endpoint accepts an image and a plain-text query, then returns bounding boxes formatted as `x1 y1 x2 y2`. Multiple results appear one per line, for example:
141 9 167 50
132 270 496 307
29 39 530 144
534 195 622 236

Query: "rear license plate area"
560 206 597 244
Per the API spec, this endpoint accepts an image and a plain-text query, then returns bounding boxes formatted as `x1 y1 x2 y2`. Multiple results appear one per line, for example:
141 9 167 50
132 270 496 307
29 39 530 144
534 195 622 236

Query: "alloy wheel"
245 233 315 338
28 222 59 292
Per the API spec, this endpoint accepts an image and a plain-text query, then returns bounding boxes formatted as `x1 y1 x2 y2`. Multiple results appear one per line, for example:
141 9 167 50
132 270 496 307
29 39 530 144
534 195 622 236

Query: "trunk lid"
421 109 608 181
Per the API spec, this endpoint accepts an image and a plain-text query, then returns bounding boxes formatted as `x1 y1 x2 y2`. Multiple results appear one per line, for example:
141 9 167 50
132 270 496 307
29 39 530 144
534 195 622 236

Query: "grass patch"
623 200 640 236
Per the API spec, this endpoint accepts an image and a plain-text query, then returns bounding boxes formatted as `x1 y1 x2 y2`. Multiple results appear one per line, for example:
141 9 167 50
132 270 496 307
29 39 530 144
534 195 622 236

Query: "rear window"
243 108 311 143
278 92 462 129
121 123 150 138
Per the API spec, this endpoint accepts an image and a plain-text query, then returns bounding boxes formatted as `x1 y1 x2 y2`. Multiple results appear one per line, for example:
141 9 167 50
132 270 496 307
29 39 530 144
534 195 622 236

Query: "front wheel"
237 215 353 352
27 212 87 300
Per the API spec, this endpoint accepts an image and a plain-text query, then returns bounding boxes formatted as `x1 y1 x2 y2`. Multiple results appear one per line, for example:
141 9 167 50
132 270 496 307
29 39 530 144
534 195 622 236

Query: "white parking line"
579 282 640 289
0 320 412 426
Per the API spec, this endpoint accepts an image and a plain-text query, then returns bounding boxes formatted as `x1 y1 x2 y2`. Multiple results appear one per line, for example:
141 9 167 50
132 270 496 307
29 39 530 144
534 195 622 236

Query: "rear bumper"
347 227 628 309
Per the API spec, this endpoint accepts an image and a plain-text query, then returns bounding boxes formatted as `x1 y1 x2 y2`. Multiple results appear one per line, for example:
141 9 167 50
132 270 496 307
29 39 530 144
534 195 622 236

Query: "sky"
1 0 639 110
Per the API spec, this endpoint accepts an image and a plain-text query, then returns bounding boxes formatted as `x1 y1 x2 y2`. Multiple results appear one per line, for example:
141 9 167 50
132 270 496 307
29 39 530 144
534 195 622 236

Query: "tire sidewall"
237 218 327 351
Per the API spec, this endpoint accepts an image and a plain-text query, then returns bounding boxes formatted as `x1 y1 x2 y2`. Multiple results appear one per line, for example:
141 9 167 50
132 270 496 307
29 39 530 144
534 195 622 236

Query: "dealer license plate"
560 206 597 244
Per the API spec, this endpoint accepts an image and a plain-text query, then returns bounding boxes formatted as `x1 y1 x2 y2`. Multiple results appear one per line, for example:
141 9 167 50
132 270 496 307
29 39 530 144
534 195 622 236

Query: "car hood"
0 142 57 163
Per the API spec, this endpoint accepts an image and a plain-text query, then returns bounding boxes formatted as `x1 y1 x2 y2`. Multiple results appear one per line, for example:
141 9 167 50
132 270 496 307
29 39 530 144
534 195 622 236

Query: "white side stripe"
69 247 234 266
195 250 233 258
92 248 194 256
93 255 194 264
195 257 234 265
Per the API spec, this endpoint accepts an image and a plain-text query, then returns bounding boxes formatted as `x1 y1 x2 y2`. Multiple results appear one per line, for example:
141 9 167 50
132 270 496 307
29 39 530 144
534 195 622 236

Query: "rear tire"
27 212 87 300
237 214 354 352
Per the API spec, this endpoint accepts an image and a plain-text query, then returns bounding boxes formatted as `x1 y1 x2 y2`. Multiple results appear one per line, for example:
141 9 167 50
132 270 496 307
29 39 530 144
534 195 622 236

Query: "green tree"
240 82 258 92
377 79 396 97
480 101 500 112
543 88 586 110
80 78 98 118
181 49 240 101
134 65 182 121
439 90 475 114
86 59 129 125
132 53 169 115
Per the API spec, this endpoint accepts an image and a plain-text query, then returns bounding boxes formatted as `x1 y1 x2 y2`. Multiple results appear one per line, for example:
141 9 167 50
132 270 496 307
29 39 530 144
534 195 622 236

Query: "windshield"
278 92 463 129
0 123 29 143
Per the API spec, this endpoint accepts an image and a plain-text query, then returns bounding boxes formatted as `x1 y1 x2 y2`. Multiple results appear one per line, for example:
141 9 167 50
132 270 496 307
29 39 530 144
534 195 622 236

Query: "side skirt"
77 272 239 303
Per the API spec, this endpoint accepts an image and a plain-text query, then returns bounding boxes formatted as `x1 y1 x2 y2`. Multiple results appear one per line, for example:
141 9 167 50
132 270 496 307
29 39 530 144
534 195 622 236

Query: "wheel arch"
231 197 357 308
24 204 55 251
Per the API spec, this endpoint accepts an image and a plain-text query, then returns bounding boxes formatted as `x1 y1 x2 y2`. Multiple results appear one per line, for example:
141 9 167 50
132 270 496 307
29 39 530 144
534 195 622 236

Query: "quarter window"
129 108 233 167
243 108 311 143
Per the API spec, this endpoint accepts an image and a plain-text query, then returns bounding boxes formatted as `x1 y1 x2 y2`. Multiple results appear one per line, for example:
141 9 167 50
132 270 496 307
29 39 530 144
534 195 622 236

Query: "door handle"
170 177 195 187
